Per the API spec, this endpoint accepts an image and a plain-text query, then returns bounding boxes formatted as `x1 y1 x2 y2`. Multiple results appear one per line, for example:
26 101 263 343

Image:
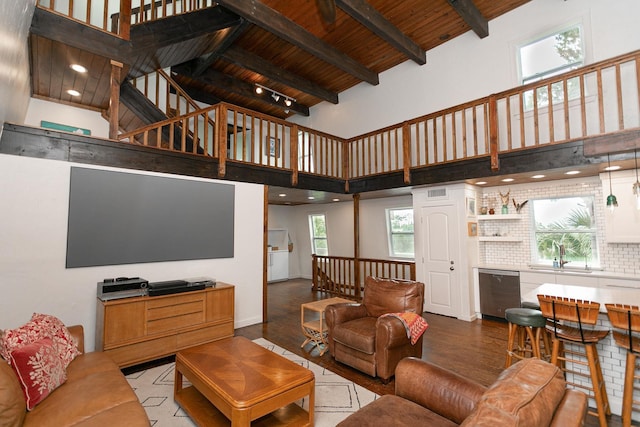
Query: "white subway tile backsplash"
479 178 640 275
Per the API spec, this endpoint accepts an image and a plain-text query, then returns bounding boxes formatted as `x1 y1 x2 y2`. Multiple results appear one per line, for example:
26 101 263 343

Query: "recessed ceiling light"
532 174 545 179
565 170 580 175
605 165 621 171
66 89 80 97
278 193 286 197
501 178 514 182
332 198 340 202
70 64 87 73
255 86 263 94
307 196 315 200
475 181 487 185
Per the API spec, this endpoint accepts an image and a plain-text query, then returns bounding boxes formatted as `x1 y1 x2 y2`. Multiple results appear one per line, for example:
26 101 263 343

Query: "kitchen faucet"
559 244 569 268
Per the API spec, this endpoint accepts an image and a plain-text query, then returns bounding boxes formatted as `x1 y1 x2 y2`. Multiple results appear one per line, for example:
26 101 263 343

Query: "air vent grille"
427 188 447 198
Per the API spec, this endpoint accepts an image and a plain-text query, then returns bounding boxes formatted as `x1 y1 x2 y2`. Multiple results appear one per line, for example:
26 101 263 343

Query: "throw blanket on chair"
381 312 429 345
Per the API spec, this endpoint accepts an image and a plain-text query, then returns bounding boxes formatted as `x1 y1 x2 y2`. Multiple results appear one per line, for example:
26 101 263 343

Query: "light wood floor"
234 278 625 427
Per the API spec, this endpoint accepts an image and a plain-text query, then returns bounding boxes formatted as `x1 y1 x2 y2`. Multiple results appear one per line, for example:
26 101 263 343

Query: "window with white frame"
518 25 584 110
386 208 414 258
530 196 599 268
309 213 328 255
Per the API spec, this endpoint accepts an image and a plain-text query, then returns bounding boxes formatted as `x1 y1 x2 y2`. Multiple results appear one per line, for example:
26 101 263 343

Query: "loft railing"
311 255 416 300
117 50 640 183
37 0 132 37
37 0 215 38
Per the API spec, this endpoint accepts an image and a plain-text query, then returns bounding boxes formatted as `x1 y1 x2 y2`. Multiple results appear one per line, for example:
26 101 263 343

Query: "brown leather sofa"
325 276 425 382
337 357 588 427
0 325 150 426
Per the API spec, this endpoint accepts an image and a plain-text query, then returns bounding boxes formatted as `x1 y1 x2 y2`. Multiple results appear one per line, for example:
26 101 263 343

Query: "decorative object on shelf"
499 190 510 214
466 197 476 216
513 199 528 214
606 154 618 211
633 149 640 210
489 208 495 215
480 206 488 215
467 222 477 237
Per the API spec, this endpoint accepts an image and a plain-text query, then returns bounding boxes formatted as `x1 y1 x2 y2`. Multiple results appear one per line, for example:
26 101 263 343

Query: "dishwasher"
478 269 521 320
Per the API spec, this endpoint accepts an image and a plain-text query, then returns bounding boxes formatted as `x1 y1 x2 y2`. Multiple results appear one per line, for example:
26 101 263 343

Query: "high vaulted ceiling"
29 0 531 120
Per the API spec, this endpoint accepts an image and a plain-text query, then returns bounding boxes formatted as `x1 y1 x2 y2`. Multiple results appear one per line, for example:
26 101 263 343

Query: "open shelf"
479 236 522 242
478 214 522 221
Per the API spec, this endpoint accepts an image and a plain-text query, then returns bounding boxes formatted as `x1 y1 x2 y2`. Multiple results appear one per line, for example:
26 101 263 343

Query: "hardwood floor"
235 278 625 427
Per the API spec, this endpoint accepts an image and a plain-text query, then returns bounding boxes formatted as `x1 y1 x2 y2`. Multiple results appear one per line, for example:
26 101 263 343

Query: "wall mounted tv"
66 167 235 268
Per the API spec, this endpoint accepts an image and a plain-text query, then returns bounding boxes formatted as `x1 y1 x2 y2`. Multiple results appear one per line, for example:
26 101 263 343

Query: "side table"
301 297 353 355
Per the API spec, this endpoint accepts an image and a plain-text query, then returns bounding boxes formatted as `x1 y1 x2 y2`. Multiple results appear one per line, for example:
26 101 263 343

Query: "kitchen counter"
475 264 640 281
522 283 640 312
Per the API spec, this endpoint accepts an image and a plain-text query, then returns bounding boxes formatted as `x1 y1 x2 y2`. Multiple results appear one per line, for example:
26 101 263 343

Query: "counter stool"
538 294 611 427
605 303 640 427
521 301 541 310
504 307 549 367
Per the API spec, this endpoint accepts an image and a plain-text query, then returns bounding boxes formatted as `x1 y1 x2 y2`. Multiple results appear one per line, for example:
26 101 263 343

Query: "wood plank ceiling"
29 0 531 120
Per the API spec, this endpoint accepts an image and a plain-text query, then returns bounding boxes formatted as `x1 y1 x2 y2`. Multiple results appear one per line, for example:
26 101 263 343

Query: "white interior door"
421 204 460 317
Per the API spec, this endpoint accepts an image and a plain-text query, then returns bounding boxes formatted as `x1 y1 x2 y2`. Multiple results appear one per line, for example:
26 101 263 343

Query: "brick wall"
479 177 640 275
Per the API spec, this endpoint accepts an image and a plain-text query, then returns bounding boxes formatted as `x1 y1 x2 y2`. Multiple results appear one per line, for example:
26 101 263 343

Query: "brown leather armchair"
325 276 425 383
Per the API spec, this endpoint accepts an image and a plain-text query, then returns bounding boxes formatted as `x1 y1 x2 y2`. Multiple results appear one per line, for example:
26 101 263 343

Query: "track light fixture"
606 153 618 212
254 83 295 109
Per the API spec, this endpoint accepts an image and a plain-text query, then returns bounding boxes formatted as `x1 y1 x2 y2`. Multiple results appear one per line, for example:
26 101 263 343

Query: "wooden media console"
95 283 234 368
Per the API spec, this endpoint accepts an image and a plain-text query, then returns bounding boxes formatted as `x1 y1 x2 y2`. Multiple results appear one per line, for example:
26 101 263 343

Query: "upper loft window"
518 25 585 110
519 25 584 85
386 208 415 258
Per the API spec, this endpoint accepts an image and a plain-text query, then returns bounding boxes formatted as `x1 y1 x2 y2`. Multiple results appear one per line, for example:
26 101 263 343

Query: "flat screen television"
66 167 235 268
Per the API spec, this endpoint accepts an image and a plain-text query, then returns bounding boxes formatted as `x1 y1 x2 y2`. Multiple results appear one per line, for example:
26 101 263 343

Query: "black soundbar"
147 280 205 296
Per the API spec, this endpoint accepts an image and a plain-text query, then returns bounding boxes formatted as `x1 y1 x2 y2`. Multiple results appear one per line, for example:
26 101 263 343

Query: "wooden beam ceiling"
446 0 489 39
335 0 426 65
215 0 380 85
221 46 339 104
173 66 311 116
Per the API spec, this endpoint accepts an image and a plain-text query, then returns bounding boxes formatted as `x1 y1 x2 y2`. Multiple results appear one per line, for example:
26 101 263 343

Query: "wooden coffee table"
174 336 315 426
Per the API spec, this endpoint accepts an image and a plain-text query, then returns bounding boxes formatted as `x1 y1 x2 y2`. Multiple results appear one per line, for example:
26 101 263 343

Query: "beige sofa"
338 357 588 426
0 325 149 427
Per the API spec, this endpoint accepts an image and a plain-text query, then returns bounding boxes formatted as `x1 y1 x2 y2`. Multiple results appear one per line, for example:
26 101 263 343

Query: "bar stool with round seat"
605 303 640 427
504 307 549 367
537 294 611 427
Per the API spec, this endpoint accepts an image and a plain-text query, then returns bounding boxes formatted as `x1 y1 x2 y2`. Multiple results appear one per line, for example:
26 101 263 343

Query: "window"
531 196 599 268
518 25 584 110
386 208 414 258
309 214 328 255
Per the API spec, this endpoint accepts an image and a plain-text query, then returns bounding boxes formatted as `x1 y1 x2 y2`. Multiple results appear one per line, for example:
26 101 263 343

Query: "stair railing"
312 255 416 300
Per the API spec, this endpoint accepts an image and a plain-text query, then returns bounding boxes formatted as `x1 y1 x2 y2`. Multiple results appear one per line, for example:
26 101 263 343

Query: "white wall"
0 154 264 350
291 0 640 138
0 1 36 130
270 195 413 279
25 98 110 139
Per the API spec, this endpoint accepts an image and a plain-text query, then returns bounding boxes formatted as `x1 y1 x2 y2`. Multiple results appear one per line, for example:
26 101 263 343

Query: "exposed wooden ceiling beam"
446 0 489 39
335 0 426 65
189 19 250 77
173 66 310 116
221 46 339 104
216 0 379 85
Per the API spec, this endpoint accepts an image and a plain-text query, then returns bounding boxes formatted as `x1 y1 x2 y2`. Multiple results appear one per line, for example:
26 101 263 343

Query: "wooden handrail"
312 255 415 300
113 49 640 184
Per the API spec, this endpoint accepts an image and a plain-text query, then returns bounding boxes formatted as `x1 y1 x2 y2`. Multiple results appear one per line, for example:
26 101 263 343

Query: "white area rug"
125 338 378 426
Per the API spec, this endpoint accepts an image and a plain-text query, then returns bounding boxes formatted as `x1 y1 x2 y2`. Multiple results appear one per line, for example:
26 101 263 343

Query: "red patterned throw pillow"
0 313 80 368
10 338 67 410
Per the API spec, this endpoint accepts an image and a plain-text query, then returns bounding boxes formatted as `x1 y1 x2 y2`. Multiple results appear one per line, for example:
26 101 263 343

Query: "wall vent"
427 188 447 198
